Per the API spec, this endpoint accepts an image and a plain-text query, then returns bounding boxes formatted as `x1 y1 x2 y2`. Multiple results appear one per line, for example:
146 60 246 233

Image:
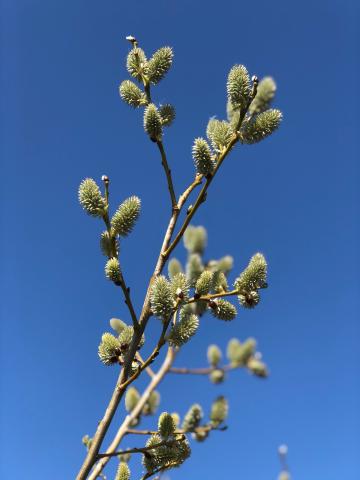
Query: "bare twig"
156 140 177 209
169 364 234 375
96 436 186 459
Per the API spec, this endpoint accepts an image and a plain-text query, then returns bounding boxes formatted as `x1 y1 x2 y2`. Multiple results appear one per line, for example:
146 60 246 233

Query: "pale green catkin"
147 47 173 84
227 64 251 110
241 109 282 144
78 178 106 217
98 333 121 366
115 461 130 480
111 196 141 237
144 104 163 141
119 80 147 108
207 344 222 366
150 276 174 320
210 396 228 426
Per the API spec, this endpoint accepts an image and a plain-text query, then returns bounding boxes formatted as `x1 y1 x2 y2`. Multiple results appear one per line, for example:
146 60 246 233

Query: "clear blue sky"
1 0 359 478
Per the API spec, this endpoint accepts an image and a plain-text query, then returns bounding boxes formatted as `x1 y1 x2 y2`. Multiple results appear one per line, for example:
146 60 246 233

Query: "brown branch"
156 140 177 209
163 135 239 258
186 289 240 304
77 126 236 479
169 364 234 375
87 347 176 480
118 272 139 330
96 436 186 459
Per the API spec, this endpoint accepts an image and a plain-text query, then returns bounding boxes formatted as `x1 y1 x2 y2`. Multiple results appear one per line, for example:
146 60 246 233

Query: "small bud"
170 272 190 302
101 174 109 182
98 333 121 366
126 35 137 43
168 258 183 280
183 225 207 255
239 338 257 365
82 435 92 450
110 317 127 335
182 404 203 431
117 450 131 463
249 77 277 115
78 178 106 217
100 231 118 258
238 290 260 309
125 387 140 412
210 396 228 426
192 430 209 442
208 299 217 309
278 472 291 480
247 357 268 378
118 325 133 351
209 368 225 384
186 253 204 287
158 412 176 438
105 257 121 283
216 255 234 275
171 412 180 427
278 444 288 456
207 344 222 366
159 104 176 127
212 271 228 293
142 390 160 415
210 299 237 321
111 196 141 237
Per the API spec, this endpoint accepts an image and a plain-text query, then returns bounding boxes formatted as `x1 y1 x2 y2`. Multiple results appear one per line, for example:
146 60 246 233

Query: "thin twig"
169 364 234 375
136 352 156 378
163 135 239 258
97 437 185 459
156 141 177 209
118 272 139 330
186 289 240 304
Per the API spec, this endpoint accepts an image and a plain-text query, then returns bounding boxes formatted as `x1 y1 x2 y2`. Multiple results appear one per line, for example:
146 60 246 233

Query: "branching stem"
97 436 186 459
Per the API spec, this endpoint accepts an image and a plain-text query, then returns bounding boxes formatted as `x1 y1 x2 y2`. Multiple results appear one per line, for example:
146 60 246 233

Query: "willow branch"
125 425 227 435
77 155 219 480
163 135 239 258
169 364 234 375
187 289 240 304
87 347 176 480
97 436 186 459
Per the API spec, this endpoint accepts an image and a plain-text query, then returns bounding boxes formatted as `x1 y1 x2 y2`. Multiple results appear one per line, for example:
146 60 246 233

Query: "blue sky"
1 0 359 479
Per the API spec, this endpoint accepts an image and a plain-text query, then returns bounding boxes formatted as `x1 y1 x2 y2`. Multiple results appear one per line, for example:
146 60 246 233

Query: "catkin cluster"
78 35 284 480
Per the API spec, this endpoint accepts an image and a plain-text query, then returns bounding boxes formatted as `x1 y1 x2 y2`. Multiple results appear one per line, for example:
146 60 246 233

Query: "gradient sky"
1 0 359 479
